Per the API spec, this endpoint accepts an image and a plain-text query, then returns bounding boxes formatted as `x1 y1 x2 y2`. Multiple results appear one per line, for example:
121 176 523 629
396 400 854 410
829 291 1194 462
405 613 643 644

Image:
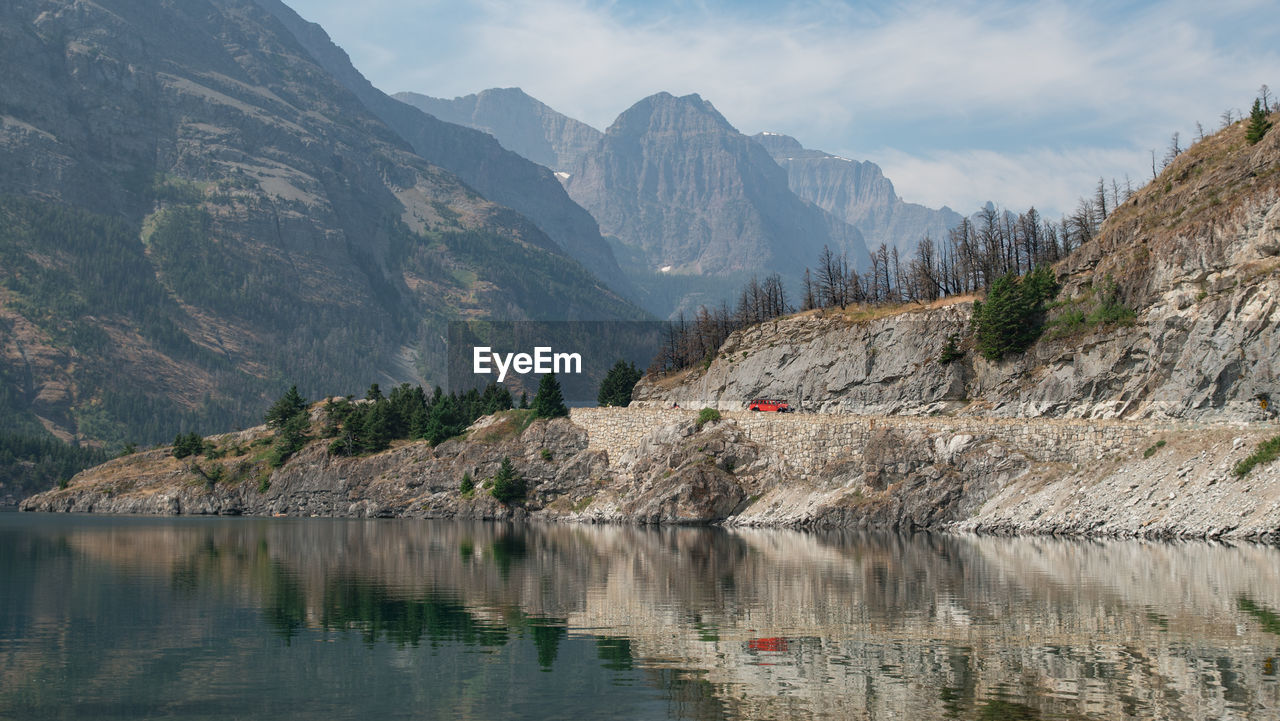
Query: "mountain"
250 2 631 297
752 132 963 256
0 0 644 465
564 92 868 315
393 88 603 173
634 109 1280 422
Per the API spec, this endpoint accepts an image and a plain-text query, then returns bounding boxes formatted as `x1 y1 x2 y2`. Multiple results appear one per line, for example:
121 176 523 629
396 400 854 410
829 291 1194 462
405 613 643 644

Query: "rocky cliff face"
393 88 604 173
18 410 759 525
635 116 1280 422
21 406 1280 541
753 132 964 255
0 0 643 449
564 93 867 314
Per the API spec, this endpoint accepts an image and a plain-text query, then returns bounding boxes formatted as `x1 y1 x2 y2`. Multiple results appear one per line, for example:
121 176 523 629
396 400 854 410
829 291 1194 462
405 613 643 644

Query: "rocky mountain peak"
391 86 603 174
606 91 736 138
563 92 866 316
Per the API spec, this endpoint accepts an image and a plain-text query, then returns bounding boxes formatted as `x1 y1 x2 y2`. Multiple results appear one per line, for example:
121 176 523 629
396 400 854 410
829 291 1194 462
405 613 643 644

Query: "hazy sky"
285 0 1280 218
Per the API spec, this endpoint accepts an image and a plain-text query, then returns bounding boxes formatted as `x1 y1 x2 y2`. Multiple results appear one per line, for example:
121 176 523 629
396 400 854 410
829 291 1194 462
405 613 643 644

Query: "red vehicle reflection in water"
748 637 789 653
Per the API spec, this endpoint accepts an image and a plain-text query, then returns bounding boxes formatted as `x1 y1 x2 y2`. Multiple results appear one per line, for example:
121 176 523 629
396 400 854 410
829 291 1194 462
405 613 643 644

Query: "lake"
2 512 1278 720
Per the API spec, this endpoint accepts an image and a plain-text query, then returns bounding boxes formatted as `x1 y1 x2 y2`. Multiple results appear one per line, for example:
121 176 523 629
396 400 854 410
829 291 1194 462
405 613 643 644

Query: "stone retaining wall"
571 407 1161 477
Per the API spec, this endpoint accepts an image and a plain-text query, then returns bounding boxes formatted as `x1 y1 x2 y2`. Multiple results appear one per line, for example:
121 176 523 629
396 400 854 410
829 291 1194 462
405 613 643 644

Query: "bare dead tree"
1162 132 1182 168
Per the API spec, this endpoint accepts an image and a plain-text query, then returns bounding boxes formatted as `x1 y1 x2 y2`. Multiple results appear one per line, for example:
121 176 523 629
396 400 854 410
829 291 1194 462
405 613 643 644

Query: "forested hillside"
0 0 645 497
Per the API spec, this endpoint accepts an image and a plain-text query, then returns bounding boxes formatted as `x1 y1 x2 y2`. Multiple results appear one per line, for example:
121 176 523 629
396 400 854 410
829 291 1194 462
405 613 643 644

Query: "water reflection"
2 514 1279 720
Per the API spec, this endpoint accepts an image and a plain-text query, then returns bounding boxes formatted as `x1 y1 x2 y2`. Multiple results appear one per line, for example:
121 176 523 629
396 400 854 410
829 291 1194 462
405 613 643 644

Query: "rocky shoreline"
19 408 1280 543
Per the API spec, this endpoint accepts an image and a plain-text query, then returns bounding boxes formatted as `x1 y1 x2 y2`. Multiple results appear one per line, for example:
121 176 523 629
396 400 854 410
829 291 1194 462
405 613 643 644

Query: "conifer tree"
1247 98 1273 145
361 400 393 453
490 456 525 504
265 386 307 428
269 412 310 467
422 393 462 445
597 360 642 407
533 372 568 418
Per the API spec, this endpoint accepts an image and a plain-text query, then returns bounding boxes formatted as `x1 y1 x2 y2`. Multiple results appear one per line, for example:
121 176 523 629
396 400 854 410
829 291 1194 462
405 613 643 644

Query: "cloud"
873 146 1154 218
289 0 1280 214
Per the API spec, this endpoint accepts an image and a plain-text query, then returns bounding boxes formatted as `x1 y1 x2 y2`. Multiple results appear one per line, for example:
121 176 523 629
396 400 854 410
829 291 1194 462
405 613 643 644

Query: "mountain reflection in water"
2 514 1278 720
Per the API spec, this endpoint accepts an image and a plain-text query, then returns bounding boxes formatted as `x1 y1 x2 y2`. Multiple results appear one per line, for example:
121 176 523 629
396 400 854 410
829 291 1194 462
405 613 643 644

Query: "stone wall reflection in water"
2 514 1279 720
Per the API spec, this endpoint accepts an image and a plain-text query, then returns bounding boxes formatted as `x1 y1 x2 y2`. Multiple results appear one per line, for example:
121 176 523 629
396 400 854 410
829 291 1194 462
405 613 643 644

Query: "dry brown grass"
1065 109 1280 303
469 409 537 442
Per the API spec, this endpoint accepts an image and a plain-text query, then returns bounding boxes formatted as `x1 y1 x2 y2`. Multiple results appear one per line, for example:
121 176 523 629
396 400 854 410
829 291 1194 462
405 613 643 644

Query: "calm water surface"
2 512 1279 720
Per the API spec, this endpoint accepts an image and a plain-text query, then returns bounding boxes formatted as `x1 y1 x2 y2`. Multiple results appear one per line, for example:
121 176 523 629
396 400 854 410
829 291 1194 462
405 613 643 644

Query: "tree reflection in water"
3 515 1280 721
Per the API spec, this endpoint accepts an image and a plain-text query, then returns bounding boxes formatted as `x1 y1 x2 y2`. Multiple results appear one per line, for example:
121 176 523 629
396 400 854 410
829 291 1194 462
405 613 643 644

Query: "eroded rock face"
631 213 1279 423
584 420 757 524
20 417 607 522
19 408 1280 540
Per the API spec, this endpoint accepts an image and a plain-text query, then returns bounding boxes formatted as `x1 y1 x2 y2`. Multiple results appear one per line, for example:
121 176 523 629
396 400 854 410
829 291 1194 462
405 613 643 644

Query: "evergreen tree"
1247 98 1273 145
973 273 1030 360
533 372 568 419
597 360 642 407
361 400 393 453
269 413 310 467
479 381 513 415
387 383 426 438
972 266 1059 360
365 383 384 402
519 392 529 409
172 431 205 459
265 386 307 428
490 456 525 504
423 393 462 445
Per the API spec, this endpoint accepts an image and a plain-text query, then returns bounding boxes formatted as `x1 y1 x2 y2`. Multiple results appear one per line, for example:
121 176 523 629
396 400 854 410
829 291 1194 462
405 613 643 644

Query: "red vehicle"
747 398 792 412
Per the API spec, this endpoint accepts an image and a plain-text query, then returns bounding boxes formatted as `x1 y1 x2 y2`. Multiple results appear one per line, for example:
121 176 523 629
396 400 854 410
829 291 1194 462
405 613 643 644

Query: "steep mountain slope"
753 132 963 256
565 93 867 315
0 0 643 455
635 112 1280 421
393 88 603 173
253 1 630 295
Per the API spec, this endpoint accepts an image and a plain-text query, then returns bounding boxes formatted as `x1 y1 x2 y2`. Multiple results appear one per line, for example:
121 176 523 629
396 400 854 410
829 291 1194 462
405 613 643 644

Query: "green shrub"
1087 278 1135 325
540 448 553 462
938 334 964 365
460 471 474 495
696 408 721 430
1234 434 1280 478
172 431 205 459
1143 439 1167 458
